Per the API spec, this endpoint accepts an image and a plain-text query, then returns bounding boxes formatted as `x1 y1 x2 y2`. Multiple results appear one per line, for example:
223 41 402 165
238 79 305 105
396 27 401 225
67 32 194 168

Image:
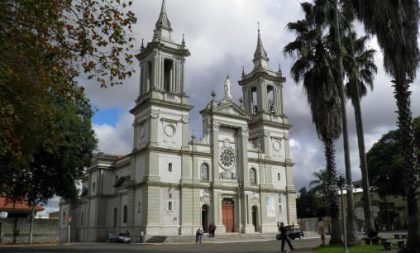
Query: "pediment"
213 100 250 119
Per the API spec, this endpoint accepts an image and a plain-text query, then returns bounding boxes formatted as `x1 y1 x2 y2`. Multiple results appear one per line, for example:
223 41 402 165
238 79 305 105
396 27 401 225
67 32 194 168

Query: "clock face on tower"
219 147 235 169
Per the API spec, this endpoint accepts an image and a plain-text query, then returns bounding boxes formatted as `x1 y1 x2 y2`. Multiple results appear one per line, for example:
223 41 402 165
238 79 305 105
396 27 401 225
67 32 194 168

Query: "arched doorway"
252 206 258 232
222 199 234 233
202 205 209 232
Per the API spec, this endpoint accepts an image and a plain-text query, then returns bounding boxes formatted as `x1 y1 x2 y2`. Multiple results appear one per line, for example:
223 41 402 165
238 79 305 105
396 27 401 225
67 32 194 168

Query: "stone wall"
298 217 331 234
0 218 58 244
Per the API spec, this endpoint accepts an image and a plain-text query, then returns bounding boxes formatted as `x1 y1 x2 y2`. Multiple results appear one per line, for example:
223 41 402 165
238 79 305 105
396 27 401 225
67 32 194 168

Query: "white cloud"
93 113 133 155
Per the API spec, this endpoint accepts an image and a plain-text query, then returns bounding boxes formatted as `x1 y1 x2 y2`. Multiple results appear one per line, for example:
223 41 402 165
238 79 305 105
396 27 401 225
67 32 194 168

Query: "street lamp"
337 176 349 253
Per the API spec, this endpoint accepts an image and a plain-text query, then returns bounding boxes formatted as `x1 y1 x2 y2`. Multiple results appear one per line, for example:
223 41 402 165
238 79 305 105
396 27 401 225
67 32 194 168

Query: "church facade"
59 0 297 242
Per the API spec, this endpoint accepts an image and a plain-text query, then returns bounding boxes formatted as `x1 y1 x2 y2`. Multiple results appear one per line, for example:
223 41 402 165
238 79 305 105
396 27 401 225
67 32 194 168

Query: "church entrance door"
252 206 258 232
202 205 209 232
222 199 234 233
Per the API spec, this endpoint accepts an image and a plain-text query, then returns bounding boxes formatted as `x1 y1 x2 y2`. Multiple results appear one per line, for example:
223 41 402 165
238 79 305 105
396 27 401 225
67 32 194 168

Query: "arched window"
163 59 173 92
201 163 209 181
250 168 257 185
267 85 275 113
123 205 127 223
251 87 258 114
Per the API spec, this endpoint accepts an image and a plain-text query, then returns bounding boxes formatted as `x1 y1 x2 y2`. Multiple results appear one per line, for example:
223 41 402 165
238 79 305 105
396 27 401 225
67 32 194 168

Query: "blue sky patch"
92 107 122 127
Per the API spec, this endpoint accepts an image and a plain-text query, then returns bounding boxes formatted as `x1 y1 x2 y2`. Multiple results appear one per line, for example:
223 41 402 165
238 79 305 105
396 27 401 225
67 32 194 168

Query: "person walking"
279 222 294 252
139 229 145 243
195 227 203 243
208 223 217 237
318 218 325 246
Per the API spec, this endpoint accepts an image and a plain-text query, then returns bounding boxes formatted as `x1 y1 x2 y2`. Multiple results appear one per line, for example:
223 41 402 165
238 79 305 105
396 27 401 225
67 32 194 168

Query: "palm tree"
349 1 420 251
284 2 343 245
330 0 360 245
342 30 377 235
309 169 329 196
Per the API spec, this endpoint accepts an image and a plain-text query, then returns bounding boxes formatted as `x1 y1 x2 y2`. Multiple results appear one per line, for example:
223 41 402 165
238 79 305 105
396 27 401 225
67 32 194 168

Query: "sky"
38 0 420 216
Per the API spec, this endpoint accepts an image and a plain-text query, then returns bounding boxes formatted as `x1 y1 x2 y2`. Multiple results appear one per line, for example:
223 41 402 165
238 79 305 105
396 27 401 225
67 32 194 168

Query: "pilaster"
240 127 249 187
211 121 220 185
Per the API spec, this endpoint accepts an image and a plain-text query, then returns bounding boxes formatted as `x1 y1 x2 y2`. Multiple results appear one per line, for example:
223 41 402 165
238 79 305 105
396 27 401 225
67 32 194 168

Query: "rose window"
219 148 235 169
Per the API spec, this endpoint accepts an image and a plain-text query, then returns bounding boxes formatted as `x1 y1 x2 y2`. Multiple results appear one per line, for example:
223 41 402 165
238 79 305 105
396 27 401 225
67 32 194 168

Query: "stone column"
279 84 284 115
149 110 159 147
240 127 249 186
180 60 185 94
261 82 268 112
256 84 263 113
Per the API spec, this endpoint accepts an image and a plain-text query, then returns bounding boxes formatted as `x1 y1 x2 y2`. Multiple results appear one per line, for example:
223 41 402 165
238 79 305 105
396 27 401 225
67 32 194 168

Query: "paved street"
0 238 319 253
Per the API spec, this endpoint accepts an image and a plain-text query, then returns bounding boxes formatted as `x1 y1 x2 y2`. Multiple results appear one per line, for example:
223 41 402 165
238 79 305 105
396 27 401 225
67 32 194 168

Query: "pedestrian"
212 223 217 237
208 224 213 237
279 222 294 252
195 227 203 243
318 217 325 246
139 229 145 243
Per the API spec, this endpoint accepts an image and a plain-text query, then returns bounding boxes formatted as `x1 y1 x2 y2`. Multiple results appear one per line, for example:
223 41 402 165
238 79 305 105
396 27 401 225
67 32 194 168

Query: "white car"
109 232 132 243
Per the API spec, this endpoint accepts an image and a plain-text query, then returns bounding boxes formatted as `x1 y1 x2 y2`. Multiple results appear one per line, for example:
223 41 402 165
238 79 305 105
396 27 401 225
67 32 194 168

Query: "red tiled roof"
0 197 44 213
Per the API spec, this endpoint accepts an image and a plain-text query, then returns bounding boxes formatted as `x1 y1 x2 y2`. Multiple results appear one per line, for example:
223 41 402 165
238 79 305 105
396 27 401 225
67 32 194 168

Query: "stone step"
146 236 168 243
166 233 277 243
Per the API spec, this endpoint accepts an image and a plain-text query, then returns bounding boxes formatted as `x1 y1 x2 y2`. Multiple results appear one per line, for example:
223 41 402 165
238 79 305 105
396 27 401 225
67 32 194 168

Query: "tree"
284 1 343 244
297 187 328 218
0 0 136 202
330 0 360 244
366 116 420 198
342 29 377 235
309 169 329 196
349 1 420 251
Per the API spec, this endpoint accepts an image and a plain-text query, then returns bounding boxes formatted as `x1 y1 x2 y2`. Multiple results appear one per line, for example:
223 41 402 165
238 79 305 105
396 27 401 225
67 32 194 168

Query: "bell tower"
135 0 190 103
238 28 291 156
131 0 192 152
239 28 286 118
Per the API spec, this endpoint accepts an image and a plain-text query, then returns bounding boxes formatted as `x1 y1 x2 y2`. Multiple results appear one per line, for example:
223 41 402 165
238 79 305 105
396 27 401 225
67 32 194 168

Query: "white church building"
60 0 297 242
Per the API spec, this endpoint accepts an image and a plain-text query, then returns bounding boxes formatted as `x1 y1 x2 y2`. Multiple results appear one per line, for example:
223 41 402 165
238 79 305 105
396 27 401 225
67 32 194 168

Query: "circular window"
219 148 235 169
164 124 176 137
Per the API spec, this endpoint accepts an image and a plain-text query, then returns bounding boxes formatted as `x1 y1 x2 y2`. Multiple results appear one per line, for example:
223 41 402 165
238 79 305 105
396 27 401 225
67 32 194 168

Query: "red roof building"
0 197 44 214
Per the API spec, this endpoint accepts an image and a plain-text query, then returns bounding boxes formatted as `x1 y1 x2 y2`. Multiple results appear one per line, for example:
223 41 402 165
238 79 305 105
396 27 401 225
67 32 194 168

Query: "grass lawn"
314 244 398 253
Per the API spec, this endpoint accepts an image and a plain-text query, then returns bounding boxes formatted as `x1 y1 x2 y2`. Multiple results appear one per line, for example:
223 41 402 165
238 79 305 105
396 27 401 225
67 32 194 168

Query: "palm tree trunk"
333 0 359 245
346 26 375 235
352 94 375 234
393 74 419 252
324 137 342 245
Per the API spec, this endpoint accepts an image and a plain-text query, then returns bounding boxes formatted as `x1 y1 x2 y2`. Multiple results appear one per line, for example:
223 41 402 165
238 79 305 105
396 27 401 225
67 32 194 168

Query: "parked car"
109 232 132 243
286 226 304 240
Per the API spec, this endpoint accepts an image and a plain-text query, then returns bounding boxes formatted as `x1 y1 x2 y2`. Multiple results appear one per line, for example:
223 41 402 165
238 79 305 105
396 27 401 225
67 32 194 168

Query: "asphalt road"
0 238 319 253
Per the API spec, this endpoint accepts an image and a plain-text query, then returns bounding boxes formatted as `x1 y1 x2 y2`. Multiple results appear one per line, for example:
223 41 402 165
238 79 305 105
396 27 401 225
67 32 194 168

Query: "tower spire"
154 0 173 42
253 23 270 70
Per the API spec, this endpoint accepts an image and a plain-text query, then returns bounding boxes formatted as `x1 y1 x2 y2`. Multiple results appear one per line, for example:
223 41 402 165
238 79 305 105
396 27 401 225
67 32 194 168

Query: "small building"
0 197 44 244
48 211 59 220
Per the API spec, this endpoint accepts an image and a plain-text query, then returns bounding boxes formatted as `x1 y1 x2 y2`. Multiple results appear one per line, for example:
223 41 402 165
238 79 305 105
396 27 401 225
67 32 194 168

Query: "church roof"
253 28 268 62
252 27 270 71
155 0 172 32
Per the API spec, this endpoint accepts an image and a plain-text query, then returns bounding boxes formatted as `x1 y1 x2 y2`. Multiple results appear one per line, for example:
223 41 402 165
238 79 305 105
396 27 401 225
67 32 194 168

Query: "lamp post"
337 176 349 253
